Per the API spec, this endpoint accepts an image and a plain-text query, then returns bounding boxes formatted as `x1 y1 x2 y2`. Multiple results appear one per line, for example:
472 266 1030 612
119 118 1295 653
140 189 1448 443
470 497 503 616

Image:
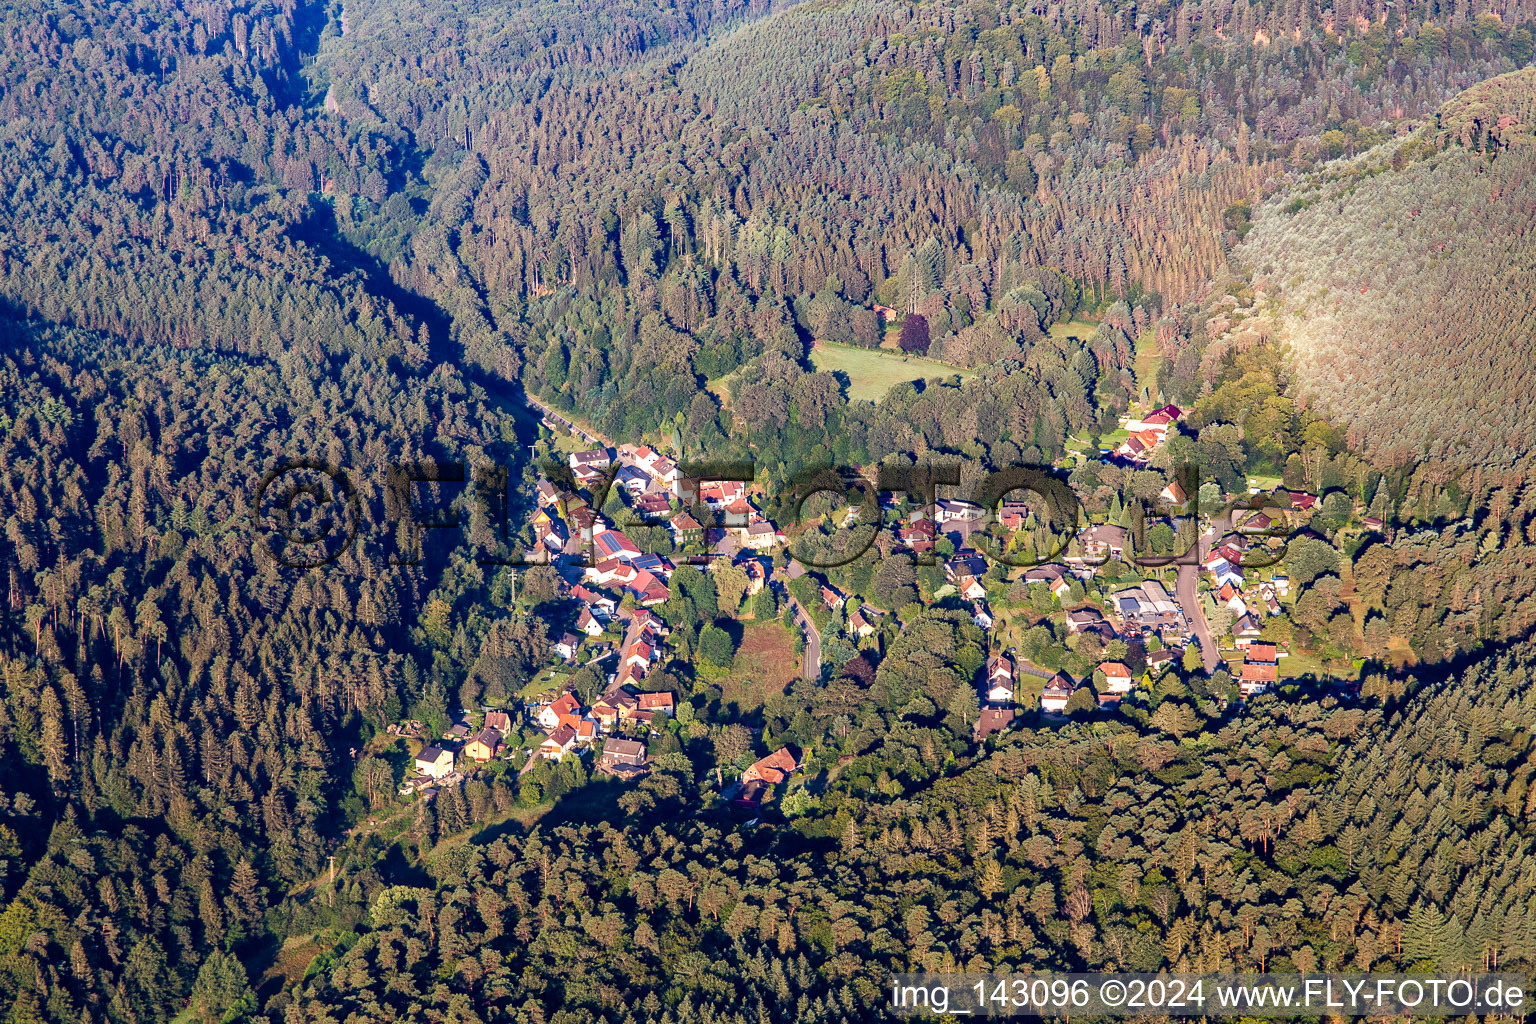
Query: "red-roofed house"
537 693 583 733
1099 661 1133 694
742 748 799 786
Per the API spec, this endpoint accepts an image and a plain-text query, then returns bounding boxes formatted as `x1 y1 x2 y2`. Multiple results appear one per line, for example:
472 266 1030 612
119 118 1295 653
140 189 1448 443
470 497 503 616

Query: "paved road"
1175 561 1218 673
1172 512 1231 674
777 583 821 682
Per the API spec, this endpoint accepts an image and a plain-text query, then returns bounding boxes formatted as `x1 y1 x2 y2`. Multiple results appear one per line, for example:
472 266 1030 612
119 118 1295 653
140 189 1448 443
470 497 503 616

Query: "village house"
898 519 936 553
552 632 581 662
626 571 670 606
571 585 617 617
538 723 578 760
537 693 583 733
742 520 783 550
569 448 612 474
536 479 560 507
1232 614 1263 641
484 710 512 733
984 654 1015 704
998 501 1031 530
1123 404 1183 433
1239 659 1278 697
587 557 639 587
1022 563 1067 586
615 465 651 495
743 558 767 596
576 607 606 637
972 602 994 629
592 689 638 729
637 692 675 716
933 498 985 524
1065 608 1110 636
531 509 566 553
1098 661 1134 695
415 744 455 780
849 607 877 638
596 737 650 777
944 555 989 600
974 707 1016 742
742 748 799 786
633 492 672 519
463 727 502 762
1076 524 1128 562
1040 674 1076 713
820 585 846 612
593 527 643 562
670 513 704 545
1159 478 1189 510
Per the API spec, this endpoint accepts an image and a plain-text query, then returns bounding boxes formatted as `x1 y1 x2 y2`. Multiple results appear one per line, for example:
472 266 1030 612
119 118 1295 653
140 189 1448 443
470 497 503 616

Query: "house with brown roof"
1239 660 1278 697
984 654 1015 704
415 745 455 780
743 520 783 550
592 690 638 729
538 724 577 760
743 559 767 595
484 711 512 733
597 737 650 777
974 708 1016 742
636 692 674 716
742 748 799 786
1040 674 1076 713
576 608 605 637
1076 524 1128 562
463 727 502 762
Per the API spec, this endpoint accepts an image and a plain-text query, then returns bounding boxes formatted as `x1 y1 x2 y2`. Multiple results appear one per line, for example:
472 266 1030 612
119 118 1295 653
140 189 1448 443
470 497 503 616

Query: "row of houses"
408 708 520 789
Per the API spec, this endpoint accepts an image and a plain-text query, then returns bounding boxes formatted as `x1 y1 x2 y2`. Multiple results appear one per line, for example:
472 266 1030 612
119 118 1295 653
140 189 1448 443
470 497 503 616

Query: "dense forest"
1226 68 1536 468
1 0 1536 1020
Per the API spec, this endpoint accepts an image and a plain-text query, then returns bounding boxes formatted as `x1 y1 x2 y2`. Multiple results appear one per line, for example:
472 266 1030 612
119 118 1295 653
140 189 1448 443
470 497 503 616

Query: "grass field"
810 341 972 402
705 367 741 410
719 621 801 711
1134 329 1164 399
1048 319 1098 344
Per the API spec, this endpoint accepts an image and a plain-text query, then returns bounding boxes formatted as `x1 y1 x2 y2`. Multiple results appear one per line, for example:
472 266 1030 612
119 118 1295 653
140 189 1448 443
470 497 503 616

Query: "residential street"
1173 511 1231 673
775 570 821 681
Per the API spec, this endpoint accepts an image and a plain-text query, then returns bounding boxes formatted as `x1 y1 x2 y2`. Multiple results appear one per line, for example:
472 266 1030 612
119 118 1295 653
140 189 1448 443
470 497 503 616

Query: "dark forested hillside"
1 0 1535 1020
275 639 1536 1023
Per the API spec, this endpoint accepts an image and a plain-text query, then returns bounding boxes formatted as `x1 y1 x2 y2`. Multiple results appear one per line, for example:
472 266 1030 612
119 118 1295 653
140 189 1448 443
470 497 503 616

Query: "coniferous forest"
3 0 1536 1021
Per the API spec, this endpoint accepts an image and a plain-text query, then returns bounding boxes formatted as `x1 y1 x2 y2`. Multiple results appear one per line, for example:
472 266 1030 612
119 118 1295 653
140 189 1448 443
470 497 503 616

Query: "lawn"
1134 329 1165 398
810 341 973 402
705 367 742 410
522 666 571 700
719 621 801 711
1048 319 1098 344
